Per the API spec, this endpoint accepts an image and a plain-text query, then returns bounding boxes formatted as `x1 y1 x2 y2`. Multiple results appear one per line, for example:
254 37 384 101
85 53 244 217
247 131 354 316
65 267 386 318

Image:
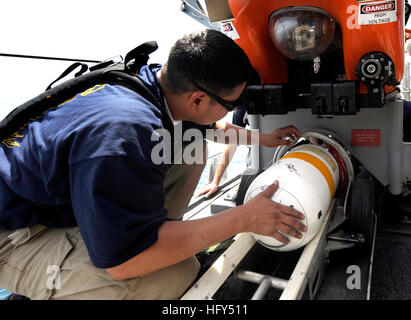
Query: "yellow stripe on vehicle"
281 152 335 199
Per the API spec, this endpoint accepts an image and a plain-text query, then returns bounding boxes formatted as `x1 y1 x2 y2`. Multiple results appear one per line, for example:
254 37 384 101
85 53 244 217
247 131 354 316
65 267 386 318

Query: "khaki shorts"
0 147 207 300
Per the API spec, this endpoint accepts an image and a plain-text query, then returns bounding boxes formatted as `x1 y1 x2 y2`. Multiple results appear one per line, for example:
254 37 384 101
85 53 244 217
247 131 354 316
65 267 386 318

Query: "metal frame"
250 97 410 195
181 199 341 300
182 117 360 300
179 1 403 300
180 0 220 30
180 232 256 300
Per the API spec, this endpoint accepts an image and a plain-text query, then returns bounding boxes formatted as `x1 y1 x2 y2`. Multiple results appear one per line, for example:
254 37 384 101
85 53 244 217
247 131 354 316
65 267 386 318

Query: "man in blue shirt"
0 29 305 299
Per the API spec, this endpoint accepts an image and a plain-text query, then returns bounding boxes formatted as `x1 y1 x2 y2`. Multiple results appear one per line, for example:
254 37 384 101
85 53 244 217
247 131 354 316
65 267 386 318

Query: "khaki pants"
0 145 207 299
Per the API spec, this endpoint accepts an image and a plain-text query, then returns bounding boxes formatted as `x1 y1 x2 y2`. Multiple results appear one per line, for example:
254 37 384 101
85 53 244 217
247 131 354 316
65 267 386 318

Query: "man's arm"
106 181 306 280
213 120 302 146
213 120 257 145
195 144 237 198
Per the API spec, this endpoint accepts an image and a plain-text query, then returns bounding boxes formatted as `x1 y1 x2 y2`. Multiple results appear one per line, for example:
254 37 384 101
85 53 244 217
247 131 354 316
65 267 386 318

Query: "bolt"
367 64 376 74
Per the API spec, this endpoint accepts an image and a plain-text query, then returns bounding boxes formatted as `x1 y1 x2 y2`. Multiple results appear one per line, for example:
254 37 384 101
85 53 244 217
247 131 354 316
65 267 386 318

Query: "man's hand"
241 180 306 244
194 182 219 198
106 180 305 281
259 125 302 148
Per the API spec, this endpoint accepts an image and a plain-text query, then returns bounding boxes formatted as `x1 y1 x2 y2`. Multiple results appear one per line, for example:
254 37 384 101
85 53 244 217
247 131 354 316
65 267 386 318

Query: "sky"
0 0 206 118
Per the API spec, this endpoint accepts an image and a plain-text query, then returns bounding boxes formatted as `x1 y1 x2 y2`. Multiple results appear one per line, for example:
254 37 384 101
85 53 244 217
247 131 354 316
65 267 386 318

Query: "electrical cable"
0 52 100 63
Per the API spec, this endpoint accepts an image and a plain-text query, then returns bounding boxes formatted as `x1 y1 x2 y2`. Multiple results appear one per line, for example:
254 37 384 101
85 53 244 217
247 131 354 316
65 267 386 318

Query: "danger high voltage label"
359 0 397 25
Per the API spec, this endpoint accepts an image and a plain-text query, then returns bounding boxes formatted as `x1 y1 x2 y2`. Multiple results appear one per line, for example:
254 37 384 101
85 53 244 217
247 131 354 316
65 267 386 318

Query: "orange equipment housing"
228 0 404 96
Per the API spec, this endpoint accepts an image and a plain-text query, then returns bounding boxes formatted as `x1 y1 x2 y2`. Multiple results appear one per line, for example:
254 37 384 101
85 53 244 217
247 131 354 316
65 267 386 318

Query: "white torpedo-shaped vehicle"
244 143 339 251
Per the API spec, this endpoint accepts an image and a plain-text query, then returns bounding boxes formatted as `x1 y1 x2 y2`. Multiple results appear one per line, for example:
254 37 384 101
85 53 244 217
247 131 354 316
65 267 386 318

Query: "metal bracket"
180 0 220 30
325 230 364 254
327 232 365 244
181 200 336 300
236 270 289 300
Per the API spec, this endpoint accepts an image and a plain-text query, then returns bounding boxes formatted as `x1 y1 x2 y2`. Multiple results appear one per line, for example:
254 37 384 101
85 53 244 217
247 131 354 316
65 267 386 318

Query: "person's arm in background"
196 109 302 198
195 144 237 198
213 120 301 148
195 123 302 198
195 109 247 198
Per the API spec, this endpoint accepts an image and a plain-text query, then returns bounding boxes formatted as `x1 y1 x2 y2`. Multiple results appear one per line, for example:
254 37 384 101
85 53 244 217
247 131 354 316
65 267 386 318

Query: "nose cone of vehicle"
268 6 335 61
243 143 339 252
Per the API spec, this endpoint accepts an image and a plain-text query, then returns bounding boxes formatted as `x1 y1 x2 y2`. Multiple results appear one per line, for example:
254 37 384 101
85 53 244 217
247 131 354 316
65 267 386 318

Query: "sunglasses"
192 81 246 112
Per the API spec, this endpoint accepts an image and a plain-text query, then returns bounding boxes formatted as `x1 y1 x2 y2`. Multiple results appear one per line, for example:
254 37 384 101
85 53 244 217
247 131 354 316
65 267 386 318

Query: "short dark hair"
162 29 258 95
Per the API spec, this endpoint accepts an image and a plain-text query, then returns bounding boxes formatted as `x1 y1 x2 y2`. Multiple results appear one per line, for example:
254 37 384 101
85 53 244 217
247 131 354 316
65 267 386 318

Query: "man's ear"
188 91 207 110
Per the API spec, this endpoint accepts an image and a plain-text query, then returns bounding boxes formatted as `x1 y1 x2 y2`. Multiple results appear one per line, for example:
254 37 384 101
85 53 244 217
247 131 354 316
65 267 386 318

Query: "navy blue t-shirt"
232 109 248 128
0 65 201 268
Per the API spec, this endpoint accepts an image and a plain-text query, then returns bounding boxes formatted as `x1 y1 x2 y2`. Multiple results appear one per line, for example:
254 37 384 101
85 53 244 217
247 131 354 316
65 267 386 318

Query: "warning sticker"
352 129 381 146
359 0 397 25
220 21 240 40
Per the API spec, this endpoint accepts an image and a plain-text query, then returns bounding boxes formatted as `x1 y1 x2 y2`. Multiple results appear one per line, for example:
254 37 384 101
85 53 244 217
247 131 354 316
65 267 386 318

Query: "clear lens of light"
269 6 335 61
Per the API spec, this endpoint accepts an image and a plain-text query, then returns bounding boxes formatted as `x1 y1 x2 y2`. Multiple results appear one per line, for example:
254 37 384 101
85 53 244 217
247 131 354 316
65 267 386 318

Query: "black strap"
0 42 160 140
124 41 158 73
46 62 89 91
104 70 163 110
